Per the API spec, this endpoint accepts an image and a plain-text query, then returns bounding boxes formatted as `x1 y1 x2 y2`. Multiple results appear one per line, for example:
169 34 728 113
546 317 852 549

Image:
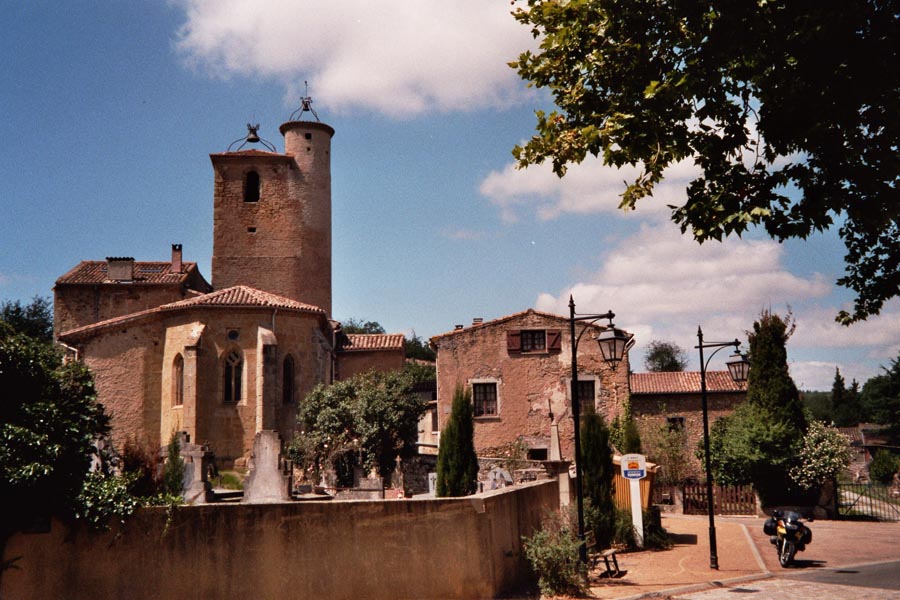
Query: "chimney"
472 317 484 326
171 244 183 273
106 257 135 282
454 324 464 330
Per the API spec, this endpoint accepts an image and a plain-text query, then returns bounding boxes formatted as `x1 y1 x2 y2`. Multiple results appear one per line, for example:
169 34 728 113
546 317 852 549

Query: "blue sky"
3 1 898 390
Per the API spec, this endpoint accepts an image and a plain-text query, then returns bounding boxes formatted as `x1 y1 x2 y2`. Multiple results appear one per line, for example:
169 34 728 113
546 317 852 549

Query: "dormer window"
244 171 260 202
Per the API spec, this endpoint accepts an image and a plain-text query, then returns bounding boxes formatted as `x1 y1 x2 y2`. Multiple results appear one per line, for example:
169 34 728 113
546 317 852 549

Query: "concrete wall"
1 480 558 600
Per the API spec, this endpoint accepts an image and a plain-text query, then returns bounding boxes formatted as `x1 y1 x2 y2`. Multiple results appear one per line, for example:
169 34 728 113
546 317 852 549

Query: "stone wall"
336 348 406 380
2 480 558 600
632 391 745 479
433 310 631 462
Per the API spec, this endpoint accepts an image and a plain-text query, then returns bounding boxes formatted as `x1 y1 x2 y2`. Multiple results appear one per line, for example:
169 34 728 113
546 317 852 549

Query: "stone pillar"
256 327 278 432
542 422 573 507
182 344 200 441
163 431 213 505
243 430 292 503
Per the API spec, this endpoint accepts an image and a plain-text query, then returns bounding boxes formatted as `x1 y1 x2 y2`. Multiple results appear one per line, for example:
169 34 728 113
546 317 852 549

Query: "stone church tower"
210 115 334 316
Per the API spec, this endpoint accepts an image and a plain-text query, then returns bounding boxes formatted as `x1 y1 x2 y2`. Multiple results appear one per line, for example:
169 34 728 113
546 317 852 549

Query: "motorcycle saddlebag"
801 527 812 545
763 517 777 536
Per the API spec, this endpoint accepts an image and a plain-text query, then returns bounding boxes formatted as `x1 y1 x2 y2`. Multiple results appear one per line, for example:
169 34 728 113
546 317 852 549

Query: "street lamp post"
569 296 631 564
696 327 750 570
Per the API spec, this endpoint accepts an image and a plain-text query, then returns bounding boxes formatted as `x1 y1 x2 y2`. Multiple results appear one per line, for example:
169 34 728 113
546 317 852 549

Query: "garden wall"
1 479 558 600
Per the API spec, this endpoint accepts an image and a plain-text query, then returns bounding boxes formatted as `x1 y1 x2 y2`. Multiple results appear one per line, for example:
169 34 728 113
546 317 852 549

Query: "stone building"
54 107 404 467
335 333 406 380
629 371 747 477
430 310 632 462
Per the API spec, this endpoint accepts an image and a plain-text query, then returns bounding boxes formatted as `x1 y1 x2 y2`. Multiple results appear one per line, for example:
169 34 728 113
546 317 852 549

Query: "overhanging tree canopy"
512 1 900 324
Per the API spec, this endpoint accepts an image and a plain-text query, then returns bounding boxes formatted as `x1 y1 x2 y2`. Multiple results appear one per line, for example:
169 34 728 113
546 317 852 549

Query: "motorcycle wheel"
778 541 795 567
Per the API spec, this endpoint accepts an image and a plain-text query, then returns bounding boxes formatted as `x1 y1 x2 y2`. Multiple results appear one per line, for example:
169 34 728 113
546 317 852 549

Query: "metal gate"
837 482 900 521
683 484 757 515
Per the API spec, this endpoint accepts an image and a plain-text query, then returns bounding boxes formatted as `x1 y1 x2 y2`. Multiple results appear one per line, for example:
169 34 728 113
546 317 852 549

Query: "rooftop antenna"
289 81 321 122
227 123 277 152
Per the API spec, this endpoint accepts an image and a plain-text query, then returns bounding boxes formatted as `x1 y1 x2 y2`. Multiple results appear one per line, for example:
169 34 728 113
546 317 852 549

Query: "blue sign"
624 469 645 480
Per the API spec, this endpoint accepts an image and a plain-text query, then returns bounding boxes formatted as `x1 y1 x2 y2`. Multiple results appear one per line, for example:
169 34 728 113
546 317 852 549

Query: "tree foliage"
707 310 808 503
868 449 900 485
0 321 110 537
404 332 436 361
436 386 479 497
644 340 688 372
512 1 900 324
290 369 426 487
643 419 691 486
0 296 53 343
832 368 865 426
580 412 615 547
340 318 386 334
745 310 806 431
860 354 900 439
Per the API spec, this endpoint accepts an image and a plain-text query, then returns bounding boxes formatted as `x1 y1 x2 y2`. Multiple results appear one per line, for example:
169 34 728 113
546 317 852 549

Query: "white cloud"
535 223 836 375
537 223 830 323
479 156 698 223
175 0 535 117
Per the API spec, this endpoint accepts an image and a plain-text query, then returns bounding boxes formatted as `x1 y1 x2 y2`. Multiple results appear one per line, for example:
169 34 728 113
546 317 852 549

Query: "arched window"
283 355 295 405
172 354 184 407
244 171 260 202
224 350 243 404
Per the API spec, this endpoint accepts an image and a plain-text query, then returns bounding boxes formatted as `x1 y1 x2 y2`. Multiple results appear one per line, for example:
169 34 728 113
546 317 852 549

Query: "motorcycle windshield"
782 510 802 522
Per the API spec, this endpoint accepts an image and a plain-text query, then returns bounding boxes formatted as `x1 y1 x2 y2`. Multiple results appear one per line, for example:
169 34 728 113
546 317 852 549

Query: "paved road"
672 517 900 600
678 561 900 599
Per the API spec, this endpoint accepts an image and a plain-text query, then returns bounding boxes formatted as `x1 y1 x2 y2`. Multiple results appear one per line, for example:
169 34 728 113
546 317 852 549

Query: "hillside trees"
860 354 900 440
512 0 900 324
436 386 479 497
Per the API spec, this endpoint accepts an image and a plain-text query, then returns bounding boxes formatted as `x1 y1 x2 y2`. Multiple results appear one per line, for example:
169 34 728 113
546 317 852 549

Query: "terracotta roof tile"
56 261 200 285
58 286 325 341
630 371 746 394
159 286 324 313
341 333 405 352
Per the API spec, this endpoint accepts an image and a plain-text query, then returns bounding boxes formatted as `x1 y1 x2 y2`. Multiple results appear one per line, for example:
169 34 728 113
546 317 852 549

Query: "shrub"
522 509 586 597
162 434 185 498
869 450 900 485
789 420 853 489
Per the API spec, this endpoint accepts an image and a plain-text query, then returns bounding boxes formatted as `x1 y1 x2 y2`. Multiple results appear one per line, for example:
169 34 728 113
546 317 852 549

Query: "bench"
584 531 620 578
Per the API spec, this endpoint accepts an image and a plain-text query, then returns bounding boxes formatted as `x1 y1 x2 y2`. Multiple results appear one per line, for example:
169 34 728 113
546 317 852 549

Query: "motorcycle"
763 510 812 567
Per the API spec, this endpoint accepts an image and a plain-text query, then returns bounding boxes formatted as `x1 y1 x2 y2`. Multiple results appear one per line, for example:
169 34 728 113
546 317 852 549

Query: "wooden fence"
683 483 757 515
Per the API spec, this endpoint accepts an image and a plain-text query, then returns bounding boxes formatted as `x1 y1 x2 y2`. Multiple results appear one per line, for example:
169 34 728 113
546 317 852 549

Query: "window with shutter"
507 330 521 352
547 329 562 351
520 330 546 352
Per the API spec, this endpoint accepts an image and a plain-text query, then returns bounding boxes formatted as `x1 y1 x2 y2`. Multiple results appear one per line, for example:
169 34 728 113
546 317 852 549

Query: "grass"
209 470 244 490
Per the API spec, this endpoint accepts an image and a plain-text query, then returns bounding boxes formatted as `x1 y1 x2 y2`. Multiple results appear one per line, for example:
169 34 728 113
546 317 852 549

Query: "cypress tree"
580 412 615 547
436 385 479 497
746 310 806 432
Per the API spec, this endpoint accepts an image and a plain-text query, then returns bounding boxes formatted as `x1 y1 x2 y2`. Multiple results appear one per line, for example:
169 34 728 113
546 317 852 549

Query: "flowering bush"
789 420 853 490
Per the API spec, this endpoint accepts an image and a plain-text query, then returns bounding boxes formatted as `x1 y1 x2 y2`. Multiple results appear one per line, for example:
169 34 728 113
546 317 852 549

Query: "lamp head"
596 324 631 369
725 349 750 383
